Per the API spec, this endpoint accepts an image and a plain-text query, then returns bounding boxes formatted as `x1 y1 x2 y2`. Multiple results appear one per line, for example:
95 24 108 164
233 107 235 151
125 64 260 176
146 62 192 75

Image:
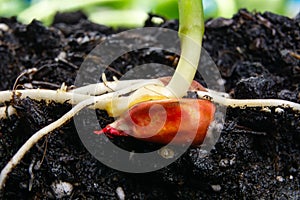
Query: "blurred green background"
0 0 299 27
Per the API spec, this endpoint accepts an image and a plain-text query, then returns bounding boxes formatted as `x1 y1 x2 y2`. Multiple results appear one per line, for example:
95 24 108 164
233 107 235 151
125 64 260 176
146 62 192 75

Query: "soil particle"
0 9 299 199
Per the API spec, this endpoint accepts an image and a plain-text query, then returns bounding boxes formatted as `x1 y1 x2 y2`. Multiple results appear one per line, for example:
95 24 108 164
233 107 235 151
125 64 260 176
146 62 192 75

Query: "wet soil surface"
0 9 299 199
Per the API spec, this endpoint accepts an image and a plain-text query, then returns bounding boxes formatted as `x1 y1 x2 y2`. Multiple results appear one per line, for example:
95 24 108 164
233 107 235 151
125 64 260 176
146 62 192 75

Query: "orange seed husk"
95 99 215 146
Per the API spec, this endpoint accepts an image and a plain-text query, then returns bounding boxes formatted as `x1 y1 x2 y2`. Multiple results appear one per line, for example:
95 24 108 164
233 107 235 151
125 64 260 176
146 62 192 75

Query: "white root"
0 79 162 103
206 89 230 98
0 79 165 119
1 79 300 190
72 78 162 95
0 80 168 189
0 89 90 105
0 96 95 190
196 91 300 112
1 84 299 119
0 90 90 120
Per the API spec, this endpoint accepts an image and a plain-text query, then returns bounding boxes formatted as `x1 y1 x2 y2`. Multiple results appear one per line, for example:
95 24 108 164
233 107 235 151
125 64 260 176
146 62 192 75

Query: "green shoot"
166 0 204 97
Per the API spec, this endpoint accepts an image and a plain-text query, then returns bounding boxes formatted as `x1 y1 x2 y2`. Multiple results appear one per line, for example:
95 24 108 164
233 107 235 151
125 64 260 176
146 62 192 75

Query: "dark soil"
0 9 299 199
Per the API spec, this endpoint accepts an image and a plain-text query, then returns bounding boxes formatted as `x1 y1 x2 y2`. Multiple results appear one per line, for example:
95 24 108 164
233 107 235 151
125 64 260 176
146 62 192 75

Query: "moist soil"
0 9 299 199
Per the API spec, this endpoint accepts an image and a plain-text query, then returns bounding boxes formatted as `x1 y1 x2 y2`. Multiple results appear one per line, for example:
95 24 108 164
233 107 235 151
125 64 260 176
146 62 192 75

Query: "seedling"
0 0 299 190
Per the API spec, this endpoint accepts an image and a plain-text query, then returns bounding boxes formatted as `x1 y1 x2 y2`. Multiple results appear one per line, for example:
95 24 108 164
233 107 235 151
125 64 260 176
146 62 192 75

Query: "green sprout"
166 0 204 97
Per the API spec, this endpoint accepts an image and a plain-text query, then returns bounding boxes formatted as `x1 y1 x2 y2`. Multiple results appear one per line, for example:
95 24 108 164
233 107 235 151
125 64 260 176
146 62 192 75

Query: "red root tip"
94 125 127 138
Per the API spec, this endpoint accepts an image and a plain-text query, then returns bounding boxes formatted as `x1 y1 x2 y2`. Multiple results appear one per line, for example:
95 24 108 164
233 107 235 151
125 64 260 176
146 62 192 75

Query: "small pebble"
158 147 175 159
276 176 284 182
51 181 73 198
229 157 236 165
219 159 229 167
260 107 271 113
219 158 235 167
211 184 221 192
93 183 99 188
0 23 9 31
275 107 284 114
116 186 125 200
77 35 90 44
57 51 67 60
